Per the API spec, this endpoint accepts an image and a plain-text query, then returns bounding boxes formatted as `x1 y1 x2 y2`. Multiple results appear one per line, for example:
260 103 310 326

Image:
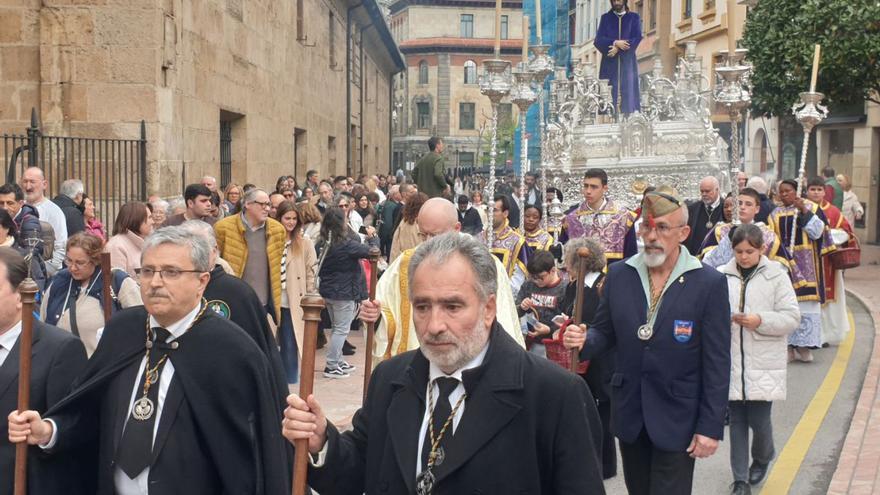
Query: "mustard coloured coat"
214 214 287 323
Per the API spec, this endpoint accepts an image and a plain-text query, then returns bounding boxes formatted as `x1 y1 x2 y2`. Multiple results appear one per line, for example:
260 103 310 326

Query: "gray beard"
644 252 667 267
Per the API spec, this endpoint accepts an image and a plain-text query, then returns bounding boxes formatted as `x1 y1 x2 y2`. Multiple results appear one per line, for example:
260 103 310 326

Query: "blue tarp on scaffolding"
513 0 571 175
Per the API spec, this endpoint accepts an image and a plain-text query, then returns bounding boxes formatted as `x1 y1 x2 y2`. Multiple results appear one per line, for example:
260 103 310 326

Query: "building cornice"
391 0 523 15
400 37 523 55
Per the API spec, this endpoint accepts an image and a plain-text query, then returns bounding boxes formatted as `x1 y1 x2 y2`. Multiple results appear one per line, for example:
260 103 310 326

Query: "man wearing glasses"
564 190 731 495
214 188 287 325
8 227 290 494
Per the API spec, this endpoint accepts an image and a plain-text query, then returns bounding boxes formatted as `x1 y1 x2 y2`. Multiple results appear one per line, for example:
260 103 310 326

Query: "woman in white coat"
720 224 800 495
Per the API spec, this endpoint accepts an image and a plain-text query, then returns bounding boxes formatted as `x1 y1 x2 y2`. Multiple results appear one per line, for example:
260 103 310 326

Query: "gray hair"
746 176 769 195
407 232 497 302
141 225 212 272
59 179 84 199
563 237 606 274
242 188 266 205
178 219 218 251
149 198 170 215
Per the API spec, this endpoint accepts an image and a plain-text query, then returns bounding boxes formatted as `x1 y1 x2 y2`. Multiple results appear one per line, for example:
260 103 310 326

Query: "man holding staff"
283 233 605 494
564 191 731 495
0 247 88 495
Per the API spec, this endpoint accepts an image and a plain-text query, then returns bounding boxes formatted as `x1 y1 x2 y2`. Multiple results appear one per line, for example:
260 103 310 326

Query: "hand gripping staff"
362 247 381 403
13 276 39 495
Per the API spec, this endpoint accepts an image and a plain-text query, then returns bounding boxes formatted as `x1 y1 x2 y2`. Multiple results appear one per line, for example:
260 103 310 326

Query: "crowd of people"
0 131 865 494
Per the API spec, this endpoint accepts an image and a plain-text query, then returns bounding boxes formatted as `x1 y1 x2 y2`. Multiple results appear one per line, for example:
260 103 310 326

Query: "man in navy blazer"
566 190 731 495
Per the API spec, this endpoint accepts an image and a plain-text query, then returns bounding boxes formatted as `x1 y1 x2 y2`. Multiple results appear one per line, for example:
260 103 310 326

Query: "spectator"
0 183 42 251
354 193 376 228
305 169 320 194
315 206 378 378
471 189 489 227
163 183 216 226
335 193 364 235
364 177 385 203
168 197 186 216
201 175 218 193
516 250 568 357
720 224 800 493
21 167 67 275
52 179 86 236
209 191 224 220
42 233 142 356
269 191 286 219
301 187 315 201
148 198 170 228
0 210 14 248
412 136 449 198
81 195 105 241
223 182 242 215
377 186 401 257
838 174 864 227
823 166 843 210
214 188 287 324
105 202 153 276
389 192 428 262
746 176 775 224
276 201 317 385
456 194 483 236
316 181 334 213
297 201 323 241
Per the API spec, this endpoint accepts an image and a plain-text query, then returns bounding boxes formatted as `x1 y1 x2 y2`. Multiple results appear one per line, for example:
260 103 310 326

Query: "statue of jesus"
594 0 642 116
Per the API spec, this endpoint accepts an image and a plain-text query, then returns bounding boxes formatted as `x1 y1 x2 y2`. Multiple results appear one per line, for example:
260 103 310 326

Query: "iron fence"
1 108 147 231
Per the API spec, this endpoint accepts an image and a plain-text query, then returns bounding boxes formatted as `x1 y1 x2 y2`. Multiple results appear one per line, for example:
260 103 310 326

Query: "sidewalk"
828 244 880 495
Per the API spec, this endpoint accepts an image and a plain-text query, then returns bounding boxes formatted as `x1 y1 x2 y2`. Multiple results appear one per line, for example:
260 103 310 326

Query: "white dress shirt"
113 303 203 495
0 321 23 368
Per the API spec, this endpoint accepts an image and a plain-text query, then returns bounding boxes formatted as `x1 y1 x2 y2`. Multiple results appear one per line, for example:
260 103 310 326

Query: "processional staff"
101 252 113 322
362 247 381 403
292 293 325 495
569 247 590 373
13 276 39 495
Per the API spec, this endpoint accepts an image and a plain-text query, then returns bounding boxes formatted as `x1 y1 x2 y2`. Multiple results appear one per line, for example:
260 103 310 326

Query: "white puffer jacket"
720 256 801 401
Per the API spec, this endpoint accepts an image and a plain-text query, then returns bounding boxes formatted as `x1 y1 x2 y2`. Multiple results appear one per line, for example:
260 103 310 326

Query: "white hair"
59 179 84 199
746 176 769 195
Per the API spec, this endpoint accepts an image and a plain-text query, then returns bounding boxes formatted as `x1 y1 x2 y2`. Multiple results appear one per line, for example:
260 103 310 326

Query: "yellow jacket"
214 214 287 322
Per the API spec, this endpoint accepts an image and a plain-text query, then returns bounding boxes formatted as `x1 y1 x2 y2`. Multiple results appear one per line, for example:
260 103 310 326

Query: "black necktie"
421 377 460 471
706 205 714 217
115 327 172 479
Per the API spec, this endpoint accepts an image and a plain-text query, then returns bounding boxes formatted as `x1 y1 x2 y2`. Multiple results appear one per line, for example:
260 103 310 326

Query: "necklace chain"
424 381 467 470
139 301 209 398
646 271 671 322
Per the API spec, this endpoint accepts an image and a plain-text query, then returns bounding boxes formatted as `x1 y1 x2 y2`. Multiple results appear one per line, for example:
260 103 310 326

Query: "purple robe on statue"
594 9 642 115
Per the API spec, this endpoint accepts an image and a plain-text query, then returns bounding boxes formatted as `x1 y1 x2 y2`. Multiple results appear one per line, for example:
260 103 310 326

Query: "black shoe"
730 481 751 495
316 331 327 349
748 461 770 485
342 340 356 356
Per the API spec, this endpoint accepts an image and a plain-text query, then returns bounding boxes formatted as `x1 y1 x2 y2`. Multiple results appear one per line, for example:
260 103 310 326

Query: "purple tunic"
594 10 643 115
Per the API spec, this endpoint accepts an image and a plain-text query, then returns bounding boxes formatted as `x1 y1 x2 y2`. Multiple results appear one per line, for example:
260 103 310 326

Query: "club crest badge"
207 300 231 319
673 320 694 343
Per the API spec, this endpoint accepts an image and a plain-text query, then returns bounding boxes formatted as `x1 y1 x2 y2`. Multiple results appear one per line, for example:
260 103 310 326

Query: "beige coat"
389 220 420 263
283 236 317 358
105 230 144 276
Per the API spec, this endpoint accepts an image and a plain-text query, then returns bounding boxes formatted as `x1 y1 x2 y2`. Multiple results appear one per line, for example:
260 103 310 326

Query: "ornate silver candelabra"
528 44 554 228
480 58 513 246
511 62 538 230
714 48 751 224
790 91 828 253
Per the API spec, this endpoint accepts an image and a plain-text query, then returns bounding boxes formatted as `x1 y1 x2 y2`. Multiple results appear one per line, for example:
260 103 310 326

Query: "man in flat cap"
564 190 731 495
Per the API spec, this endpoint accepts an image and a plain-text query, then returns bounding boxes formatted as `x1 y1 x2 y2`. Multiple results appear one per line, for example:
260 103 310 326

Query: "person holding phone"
719 224 800 494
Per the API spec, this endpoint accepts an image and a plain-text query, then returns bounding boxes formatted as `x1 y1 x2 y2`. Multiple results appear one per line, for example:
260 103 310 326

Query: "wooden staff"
569 247 590 373
362 247 381 403
292 293 325 495
100 252 112 322
14 277 39 495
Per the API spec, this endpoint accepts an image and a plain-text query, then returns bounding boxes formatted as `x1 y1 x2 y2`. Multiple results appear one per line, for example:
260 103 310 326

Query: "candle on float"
810 44 821 92
726 0 736 63
535 0 542 42
522 15 529 63
494 0 502 58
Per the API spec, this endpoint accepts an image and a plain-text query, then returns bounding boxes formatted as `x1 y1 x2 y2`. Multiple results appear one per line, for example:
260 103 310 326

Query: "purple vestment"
594 9 642 115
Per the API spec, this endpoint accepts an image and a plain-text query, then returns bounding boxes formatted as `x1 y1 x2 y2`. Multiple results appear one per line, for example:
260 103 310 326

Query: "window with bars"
219 121 232 187
460 103 475 130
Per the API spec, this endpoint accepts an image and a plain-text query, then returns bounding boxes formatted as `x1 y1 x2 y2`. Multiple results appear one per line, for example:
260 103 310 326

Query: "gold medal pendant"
416 469 435 495
705 221 713 229
132 396 155 421
637 324 654 341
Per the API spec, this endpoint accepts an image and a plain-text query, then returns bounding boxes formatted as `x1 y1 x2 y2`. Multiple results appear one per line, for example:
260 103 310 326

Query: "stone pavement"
829 244 880 495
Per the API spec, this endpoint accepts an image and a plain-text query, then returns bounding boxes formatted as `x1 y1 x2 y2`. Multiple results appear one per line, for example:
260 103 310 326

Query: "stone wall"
0 0 399 197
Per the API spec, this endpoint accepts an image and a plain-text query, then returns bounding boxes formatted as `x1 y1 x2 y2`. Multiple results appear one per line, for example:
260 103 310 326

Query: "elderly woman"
149 198 170 229
558 237 618 480
41 233 142 356
837 174 864 227
105 202 153 276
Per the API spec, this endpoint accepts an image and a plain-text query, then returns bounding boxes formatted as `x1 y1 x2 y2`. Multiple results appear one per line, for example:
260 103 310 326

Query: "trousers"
728 400 774 483
619 428 695 495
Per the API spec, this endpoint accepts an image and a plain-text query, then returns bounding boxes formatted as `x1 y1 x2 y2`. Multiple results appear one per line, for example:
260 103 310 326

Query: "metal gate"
1 109 147 230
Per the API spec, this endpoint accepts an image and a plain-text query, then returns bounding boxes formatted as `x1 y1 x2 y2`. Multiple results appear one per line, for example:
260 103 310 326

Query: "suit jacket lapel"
387 353 428 494
654 274 688 332
0 324 43 399
151 375 184 462
111 359 143 453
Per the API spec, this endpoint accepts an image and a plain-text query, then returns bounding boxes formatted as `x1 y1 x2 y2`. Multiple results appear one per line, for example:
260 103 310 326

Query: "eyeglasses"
135 267 204 281
638 223 686 236
251 200 271 209
64 258 92 268
529 271 551 282
338 203 350 209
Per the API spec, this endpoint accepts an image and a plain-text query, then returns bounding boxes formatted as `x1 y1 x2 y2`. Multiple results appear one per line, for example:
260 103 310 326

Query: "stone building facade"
389 0 524 174
0 0 404 196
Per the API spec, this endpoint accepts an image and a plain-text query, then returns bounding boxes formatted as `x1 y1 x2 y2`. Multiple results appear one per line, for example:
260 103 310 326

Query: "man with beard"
685 176 724 255
564 190 731 495
283 233 605 494
7 227 290 494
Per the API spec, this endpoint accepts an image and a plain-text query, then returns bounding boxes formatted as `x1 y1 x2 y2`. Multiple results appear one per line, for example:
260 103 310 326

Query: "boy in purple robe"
594 0 642 115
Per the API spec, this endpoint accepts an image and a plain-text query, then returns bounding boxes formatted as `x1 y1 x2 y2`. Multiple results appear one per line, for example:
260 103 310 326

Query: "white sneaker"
338 361 356 373
323 366 351 379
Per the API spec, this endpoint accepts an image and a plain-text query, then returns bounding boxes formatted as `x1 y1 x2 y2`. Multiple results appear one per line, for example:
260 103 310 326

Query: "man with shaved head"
360 197 524 367
21 167 67 274
685 176 724 255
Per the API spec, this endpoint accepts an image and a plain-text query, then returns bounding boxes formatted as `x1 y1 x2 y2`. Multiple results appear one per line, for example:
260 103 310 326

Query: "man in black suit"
685 176 724 255
8 227 290 494
0 247 88 495
283 232 605 494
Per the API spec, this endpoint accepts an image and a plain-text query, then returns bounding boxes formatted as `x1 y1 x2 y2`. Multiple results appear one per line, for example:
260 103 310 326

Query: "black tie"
706 205 714 217
421 377 460 470
115 327 172 479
